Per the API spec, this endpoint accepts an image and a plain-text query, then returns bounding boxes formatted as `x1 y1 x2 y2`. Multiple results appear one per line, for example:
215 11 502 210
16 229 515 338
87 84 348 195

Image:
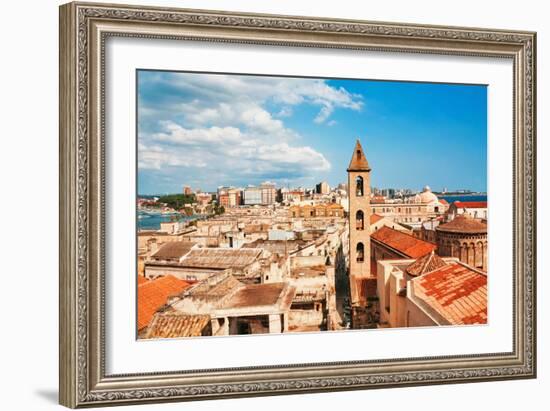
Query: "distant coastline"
137 211 203 230
438 194 487 203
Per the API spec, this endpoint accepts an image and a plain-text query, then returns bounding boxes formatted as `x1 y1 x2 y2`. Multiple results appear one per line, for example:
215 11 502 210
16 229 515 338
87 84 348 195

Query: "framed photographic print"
59 1 537 408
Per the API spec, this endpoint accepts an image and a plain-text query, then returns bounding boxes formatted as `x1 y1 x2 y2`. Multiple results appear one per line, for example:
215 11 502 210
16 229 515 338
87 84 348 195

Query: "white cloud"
137 72 361 189
175 101 297 141
139 122 330 179
152 123 243 146
314 105 334 124
139 72 363 125
138 144 207 170
275 106 293 118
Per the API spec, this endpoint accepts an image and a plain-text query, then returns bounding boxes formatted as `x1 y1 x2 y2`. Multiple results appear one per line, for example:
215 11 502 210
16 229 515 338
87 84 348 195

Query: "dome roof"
419 186 439 204
436 214 487 234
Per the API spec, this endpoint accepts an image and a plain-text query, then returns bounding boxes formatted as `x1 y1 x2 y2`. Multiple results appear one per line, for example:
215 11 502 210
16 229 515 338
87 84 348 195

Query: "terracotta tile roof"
370 214 384 224
242 239 309 255
137 275 191 331
437 214 487 234
453 201 487 209
151 241 196 260
187 274 242 299
371 196 386 204
406 251 448 277
371 226 437 258
439 198 449 205
411 263 487 325
224 283 294 309
144 312 211 339
347 139 371 171
137 276 149 285
180 248 262 269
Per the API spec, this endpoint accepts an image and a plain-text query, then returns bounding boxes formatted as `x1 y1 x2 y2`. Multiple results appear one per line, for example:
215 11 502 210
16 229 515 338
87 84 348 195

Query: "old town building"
447 200 488 221
371 226 437 269
370 186 447 229
144 248 264 282
289 203 344 218
168 271 296 336
370 213 412 234
281 189 304 203
287 255 338 332
436 214 488 271
375 254 487 328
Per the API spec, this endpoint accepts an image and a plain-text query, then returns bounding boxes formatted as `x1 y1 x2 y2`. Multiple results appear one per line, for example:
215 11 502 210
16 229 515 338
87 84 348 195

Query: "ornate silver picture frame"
59 1 536 408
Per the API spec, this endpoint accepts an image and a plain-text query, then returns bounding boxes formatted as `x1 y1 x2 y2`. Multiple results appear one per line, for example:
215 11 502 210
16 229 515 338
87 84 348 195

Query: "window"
356 242 364 263
356 176 364 197
356 210 364 230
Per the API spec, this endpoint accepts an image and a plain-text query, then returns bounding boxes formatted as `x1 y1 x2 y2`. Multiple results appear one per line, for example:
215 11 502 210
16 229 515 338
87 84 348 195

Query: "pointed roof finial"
347 139 371 172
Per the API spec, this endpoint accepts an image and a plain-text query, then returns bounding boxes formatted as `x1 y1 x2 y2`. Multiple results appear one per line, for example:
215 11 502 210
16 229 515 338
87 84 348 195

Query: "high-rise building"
260 182 277 205
217 186 241 207
315 181 330 195
337 182 348 192
347 139 372 306
243 186 262 205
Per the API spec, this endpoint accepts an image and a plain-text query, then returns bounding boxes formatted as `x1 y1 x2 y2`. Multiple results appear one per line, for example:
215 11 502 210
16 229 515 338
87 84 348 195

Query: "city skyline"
138 182 485 197
138 70 487 195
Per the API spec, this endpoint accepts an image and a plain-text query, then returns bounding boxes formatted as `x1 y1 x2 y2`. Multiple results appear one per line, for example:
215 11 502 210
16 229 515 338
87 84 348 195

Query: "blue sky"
137 70 487 195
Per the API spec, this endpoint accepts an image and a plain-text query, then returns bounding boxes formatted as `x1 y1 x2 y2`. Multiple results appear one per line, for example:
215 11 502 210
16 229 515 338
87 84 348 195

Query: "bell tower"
347 139 372 306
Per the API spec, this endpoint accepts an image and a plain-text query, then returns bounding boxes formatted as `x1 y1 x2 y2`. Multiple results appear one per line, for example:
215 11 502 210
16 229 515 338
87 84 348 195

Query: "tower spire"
347 139 371 171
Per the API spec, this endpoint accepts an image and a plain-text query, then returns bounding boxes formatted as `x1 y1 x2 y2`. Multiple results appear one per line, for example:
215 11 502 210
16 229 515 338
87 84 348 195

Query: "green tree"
158 193 196 209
